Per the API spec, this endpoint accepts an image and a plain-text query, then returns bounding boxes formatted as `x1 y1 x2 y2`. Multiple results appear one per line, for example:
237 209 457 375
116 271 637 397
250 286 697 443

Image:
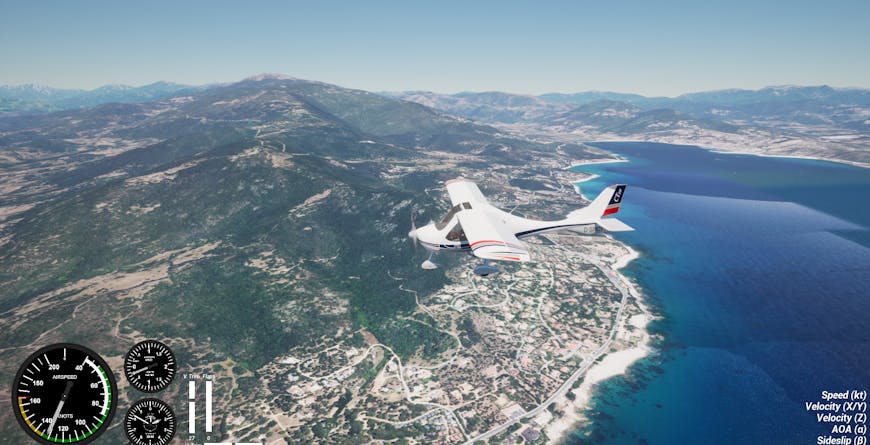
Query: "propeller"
408 207 419 252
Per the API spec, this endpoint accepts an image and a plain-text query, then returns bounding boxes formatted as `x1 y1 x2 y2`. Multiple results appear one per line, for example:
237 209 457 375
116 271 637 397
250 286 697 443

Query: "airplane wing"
445 178 489 207
456 209 531 262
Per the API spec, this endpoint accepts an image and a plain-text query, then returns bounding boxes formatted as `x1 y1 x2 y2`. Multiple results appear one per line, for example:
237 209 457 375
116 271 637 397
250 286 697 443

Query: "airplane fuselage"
412 204 594 254
408 179 629 274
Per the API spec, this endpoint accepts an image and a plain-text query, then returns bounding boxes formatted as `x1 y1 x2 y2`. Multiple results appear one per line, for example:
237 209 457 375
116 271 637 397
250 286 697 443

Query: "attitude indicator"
11 343 117 444
124 398 176 445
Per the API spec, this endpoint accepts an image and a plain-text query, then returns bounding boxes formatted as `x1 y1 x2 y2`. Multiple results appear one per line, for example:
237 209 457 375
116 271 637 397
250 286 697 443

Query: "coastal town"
229 219 651 444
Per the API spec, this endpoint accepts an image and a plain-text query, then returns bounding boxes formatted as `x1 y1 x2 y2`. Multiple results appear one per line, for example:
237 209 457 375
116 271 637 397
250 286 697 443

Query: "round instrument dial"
124 398 176 445
124 340 176 393
11 343 117 444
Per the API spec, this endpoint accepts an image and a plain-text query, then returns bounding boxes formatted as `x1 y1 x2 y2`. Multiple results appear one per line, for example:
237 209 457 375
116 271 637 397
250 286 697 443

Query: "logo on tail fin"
603 185 625 216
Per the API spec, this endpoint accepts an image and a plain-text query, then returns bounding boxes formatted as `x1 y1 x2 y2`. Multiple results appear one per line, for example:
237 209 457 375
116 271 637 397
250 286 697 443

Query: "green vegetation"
333 390 353 418
374 318 454 359
142 256 309 368
509 177 550 191
459 316 482 347
0 77 608 442
368 421 422 441
361 357 389 390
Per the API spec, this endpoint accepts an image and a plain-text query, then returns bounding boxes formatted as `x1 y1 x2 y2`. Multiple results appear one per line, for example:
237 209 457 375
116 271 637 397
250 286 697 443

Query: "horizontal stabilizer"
597 217 634 232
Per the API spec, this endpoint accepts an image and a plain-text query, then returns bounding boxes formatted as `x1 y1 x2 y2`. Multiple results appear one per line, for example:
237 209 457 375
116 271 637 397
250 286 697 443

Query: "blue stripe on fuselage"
420 240 471 251
515 224 579 238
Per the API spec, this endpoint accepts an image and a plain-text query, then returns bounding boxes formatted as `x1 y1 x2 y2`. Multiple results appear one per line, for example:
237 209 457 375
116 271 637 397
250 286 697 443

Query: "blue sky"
1 0 868 96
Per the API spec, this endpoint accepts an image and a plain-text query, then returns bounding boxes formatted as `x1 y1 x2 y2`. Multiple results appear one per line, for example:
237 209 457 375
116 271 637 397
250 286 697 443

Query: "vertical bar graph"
189 402 196 434
189 380 196 434
205 380 213 433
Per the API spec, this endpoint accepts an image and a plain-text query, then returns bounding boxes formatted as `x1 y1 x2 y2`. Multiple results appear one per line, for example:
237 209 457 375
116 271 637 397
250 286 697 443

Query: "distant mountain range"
390 85 870 167
5 80 867 118
389 85 870 126
2 77 868 166
0 81 209 113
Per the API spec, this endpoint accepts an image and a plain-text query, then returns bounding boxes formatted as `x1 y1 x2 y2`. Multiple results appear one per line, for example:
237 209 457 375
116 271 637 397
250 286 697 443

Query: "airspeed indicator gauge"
11 343 117 444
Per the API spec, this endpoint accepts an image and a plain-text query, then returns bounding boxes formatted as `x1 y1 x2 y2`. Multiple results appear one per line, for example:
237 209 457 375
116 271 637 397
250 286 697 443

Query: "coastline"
568 157 626 191
587 138 870 170
706 148 870 169
537 150 654 444
533 139 867 444
568 158 629 170
544 244 654 443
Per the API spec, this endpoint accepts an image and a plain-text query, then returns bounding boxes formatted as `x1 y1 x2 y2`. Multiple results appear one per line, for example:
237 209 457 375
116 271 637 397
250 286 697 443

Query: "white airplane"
408 178 633 276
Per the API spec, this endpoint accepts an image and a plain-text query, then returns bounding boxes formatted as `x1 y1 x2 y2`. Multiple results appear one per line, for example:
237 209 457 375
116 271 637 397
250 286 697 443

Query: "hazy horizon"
2 73 868 99
2 1 868 96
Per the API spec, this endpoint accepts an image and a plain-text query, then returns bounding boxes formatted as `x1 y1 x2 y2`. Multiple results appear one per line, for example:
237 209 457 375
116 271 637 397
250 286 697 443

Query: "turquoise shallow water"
565 142 870 445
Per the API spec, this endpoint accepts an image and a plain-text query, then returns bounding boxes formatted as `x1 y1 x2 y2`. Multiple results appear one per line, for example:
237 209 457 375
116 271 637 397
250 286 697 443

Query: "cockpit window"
446 222 467 242
435 202 472 230
435 205 462 230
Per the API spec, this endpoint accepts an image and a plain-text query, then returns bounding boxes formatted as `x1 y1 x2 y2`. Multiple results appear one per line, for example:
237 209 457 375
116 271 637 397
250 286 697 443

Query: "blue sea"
566 142 870 445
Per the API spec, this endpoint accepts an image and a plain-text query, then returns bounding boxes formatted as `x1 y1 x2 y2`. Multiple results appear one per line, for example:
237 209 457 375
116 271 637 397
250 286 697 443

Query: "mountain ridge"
390 85 869 168
4 75 868 113
2 75 867 166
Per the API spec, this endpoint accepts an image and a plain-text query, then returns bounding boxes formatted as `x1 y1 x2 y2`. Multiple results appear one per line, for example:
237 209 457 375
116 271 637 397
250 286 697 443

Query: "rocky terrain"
0 75 637 444
392 86 870 167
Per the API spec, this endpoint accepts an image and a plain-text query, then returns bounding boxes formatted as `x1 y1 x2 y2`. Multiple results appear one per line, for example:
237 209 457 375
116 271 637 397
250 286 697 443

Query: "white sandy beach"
569 157 630 200
544 342 651 441
572 173 599 184
707 148 870 169
586 137 869 170
544 244 653 443
612 246 640 271
569 158 629 169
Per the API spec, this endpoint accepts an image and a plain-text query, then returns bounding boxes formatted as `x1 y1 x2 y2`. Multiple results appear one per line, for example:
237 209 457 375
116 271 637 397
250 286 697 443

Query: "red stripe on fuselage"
470 239 505 247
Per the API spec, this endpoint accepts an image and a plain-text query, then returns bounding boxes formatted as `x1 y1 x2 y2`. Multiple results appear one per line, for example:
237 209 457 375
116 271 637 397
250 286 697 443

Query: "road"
462 250 635 444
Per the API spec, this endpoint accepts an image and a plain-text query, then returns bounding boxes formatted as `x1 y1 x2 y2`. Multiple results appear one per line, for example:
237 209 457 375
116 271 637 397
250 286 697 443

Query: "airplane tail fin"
566 184 634 232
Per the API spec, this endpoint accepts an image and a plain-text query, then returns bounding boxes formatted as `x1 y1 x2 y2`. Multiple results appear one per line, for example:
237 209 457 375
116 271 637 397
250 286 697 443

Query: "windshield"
435 202 473 230
446 222 467 242
435 205 462 230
